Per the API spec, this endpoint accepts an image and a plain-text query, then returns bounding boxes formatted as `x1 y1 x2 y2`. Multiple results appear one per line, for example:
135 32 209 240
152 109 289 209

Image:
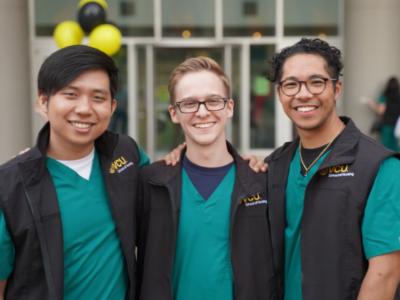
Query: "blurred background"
1 0 400 162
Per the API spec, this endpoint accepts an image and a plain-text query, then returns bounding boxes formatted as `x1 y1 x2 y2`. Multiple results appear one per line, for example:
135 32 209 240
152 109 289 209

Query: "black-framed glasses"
174 96 229 113
278 77 338 96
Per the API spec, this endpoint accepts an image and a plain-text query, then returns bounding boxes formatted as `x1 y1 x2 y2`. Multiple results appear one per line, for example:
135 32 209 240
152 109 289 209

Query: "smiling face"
38 69 116 160
278 53 342 136
168 70 234 150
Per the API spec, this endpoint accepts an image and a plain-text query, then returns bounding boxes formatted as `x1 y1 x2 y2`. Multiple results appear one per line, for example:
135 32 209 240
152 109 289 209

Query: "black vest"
266 117 400 299
137 143 277 300
0 124 140 300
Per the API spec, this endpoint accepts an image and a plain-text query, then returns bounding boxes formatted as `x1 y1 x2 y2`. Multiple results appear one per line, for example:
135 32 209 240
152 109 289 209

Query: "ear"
168 104 180 124
276 87 284 104
226 99 234 118
111 99 117 114
37 93 49 114
334 80 343 101
35 93 50 121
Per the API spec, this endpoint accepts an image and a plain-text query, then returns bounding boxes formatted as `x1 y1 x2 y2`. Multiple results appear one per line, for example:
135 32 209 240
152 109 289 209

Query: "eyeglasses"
278 77 338 96
174 96 228 113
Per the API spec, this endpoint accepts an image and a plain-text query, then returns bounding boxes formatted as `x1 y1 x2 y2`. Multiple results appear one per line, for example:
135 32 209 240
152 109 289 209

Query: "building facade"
1 0 399 162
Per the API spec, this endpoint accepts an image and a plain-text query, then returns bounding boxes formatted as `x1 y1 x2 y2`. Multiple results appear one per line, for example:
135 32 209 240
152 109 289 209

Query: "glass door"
154 48 224 157
135 46 226 159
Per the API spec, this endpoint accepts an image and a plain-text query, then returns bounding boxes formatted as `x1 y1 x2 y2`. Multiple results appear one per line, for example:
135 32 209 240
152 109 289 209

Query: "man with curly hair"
266 38 400 300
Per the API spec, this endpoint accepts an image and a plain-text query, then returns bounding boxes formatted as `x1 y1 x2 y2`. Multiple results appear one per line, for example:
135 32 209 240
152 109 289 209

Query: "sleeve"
0 207 15 280
377 95 386 104
362 157 400 259
137 145 151 167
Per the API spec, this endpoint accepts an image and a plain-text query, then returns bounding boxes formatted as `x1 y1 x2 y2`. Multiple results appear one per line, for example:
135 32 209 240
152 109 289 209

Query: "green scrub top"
284 148 400 300
172 166 236 300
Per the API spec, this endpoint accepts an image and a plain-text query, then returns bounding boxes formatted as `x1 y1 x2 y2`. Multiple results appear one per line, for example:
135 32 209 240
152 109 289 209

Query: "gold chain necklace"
299 139 334 176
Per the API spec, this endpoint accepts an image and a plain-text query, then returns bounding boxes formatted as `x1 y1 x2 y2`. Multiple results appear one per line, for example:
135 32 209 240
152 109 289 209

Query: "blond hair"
168 56 231 103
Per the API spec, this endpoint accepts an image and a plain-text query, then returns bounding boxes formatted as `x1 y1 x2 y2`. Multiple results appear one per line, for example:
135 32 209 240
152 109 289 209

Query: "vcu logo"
319 164 354 178
241 193 268 207
109 156 134 174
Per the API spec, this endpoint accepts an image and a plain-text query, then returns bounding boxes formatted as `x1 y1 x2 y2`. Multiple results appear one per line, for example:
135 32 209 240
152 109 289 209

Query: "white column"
0 0 31 163
344 0 400 133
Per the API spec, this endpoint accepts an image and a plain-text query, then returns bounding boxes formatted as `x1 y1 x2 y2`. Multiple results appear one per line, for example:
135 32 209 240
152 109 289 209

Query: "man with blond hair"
136 57 276 300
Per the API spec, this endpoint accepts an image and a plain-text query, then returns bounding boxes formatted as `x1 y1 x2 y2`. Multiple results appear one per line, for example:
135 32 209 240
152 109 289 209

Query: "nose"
195 102 210 117
296 82 313 98
75 97 92 114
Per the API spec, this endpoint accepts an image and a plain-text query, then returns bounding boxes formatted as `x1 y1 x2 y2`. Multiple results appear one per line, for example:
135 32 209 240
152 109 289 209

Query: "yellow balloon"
78 0 108 9
53 21 84 48
88 24 122 56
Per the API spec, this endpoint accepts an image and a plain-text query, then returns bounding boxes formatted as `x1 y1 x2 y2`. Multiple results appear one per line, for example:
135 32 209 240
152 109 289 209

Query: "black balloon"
78 2 106 34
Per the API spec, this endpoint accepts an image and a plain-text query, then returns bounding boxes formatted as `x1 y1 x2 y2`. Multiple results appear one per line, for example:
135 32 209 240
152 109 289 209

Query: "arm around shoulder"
357 251 400 300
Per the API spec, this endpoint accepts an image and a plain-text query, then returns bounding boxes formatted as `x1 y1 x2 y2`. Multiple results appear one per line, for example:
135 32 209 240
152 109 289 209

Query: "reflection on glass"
35 0 153 36
230 47 241 147
35 0 75 35
223 0 275 37
137 47 147 148
284 0 339 36
162 0 214 37
109 0 153 36
154 48 223 156
250 45 275 148
109 46 128 134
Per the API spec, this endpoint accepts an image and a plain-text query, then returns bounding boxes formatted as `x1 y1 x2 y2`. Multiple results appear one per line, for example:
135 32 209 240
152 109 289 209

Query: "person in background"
368 76 400 151
136 56 276 300
265 38 400 300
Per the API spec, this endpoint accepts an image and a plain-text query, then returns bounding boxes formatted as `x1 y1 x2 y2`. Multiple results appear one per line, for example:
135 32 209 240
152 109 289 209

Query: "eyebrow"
92 89 109 95
281 74 328 81
62 85 110 95
180 94 225 100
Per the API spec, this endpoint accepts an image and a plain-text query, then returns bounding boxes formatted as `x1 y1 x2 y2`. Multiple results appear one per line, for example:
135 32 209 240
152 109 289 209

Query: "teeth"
297 106 316 112
195 122 214 128
71 122 91 129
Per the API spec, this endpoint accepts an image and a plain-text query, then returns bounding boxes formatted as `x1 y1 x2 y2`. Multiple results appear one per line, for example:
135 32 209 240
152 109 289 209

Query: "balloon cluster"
53 0 122 56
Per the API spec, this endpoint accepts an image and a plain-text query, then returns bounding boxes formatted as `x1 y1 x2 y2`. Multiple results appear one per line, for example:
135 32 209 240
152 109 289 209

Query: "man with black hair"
266 38 400 299
0 45 149 299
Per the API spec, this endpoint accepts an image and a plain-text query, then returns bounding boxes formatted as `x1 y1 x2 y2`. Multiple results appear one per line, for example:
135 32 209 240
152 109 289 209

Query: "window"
153 48 223 154
250 45 275 148
162 0 215 37
284 0 339 36
109 46 128 134
35 0 153 36
223 0 275 37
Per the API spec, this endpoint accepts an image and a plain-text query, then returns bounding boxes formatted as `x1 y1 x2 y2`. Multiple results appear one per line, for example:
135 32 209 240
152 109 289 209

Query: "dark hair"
268 38 343 83
383 76 400 103
38 45 118 98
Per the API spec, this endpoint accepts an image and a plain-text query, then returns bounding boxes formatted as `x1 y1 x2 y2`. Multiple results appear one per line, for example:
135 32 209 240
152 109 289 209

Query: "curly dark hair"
267 38 343 83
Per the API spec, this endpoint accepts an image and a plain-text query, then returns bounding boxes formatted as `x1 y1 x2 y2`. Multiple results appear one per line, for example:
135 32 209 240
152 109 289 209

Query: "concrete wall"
344 0 400 134
0 0 32 163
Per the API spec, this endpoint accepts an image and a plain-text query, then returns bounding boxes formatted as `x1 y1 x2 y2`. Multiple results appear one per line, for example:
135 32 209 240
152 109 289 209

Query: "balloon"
88 24 122 56
78 2 106 34
53 21 84 48
78 0 108 10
